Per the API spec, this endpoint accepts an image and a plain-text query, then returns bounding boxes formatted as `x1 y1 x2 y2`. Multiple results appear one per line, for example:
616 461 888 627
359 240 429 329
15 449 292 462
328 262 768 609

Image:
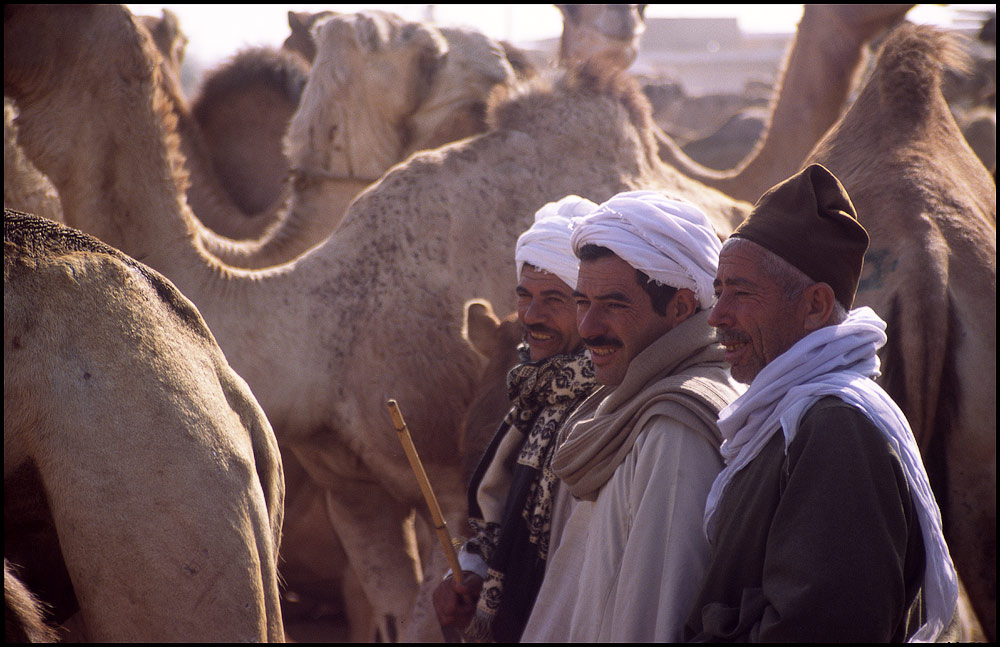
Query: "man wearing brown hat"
683 164 958 642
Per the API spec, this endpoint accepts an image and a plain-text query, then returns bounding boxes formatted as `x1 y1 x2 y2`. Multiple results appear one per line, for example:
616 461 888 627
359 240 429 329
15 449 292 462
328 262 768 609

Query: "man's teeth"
530 331 552 341
590 347 616 356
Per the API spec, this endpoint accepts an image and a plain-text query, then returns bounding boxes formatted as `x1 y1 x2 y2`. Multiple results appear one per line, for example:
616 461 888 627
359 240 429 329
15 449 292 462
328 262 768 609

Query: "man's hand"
432 572 484 629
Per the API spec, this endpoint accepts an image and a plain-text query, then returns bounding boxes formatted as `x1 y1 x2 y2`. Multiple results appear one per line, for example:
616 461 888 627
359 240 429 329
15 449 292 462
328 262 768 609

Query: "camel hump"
193 46 310 118
875 24 972 123
5 208 126 259
4 209 207 334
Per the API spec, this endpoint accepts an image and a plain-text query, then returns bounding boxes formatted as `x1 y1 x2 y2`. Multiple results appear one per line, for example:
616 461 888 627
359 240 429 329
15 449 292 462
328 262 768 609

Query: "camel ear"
287 11 307 31
463 299 501 358
160 8 179 34
408 23 449 90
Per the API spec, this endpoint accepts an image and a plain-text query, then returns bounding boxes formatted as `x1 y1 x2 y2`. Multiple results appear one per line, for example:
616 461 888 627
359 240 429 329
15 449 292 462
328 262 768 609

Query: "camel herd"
4 4 995 643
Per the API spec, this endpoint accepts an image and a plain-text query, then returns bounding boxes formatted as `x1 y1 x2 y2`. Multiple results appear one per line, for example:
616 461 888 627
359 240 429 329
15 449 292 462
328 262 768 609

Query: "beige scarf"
553 309 743 500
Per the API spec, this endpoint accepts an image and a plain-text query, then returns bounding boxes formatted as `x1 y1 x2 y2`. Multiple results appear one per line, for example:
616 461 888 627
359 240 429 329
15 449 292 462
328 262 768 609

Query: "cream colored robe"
521 310 742 642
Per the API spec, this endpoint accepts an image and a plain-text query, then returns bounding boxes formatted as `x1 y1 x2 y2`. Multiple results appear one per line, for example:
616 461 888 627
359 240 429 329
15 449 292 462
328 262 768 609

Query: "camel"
190 9 522 226
160 10 519 268
4 4 751 639
3 8 186 228
4 210 285 641
286 7 538 82
655 4 916 203
803 23 996 639
557 4 647 72
4 98 62 223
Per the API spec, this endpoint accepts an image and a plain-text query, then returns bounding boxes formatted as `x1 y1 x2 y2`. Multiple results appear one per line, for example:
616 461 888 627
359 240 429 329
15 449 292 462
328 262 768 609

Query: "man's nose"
577 306 603 338
707 297 728 328
522 299 545 325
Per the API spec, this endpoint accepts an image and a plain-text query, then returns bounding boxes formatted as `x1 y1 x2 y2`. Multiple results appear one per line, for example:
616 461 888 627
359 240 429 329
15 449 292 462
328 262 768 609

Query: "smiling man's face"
708 241 810 384
573 253 676 386
516 264 582 362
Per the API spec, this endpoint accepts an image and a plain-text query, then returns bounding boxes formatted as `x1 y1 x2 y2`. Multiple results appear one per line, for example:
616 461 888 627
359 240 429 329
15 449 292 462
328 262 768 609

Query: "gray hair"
722 238 848 324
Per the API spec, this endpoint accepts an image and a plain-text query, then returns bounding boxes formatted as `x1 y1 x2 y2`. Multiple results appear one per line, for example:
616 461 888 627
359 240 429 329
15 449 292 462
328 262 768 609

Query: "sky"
126 4 994 72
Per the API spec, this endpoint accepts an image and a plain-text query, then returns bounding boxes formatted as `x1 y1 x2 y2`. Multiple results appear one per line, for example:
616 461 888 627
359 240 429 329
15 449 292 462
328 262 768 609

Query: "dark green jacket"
684 396 925 642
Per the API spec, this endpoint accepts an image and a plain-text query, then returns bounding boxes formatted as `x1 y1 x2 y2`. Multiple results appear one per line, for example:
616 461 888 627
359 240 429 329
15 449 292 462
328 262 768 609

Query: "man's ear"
802 283 837 332
668 288 699 326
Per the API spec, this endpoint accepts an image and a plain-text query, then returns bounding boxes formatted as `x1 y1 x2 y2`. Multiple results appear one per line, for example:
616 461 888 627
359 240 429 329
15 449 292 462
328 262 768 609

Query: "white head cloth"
569 190 721 308
703 307 958 642
516 195 598 290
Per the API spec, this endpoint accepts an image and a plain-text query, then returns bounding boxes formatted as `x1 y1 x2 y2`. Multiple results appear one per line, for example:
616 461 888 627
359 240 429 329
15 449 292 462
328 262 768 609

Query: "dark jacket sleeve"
753 399 922 641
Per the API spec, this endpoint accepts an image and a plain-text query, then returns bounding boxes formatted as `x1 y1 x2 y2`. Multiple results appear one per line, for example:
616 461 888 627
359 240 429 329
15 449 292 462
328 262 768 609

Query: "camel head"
557 4 647 72
284 10 449 181
404 26 517 155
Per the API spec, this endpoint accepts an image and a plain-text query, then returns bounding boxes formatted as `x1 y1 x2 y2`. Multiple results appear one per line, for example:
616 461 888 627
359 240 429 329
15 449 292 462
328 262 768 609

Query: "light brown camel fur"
459 300 526 484
5 559 59 643
159 10 519 269
804 23 996 639
283 9 336 64
4 210 285 641
4 98 62 223
135 8 186 91
656 4 916 203
557 4 647 72
285 8 539 83
3 8 185 228
4 5 751 639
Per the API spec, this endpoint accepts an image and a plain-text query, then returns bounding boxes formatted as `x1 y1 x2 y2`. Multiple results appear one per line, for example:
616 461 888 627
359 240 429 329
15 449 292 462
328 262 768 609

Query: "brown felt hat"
731 164 869 309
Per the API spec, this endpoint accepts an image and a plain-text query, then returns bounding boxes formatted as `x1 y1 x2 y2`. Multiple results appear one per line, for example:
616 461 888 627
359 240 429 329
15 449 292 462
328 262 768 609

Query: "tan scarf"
553 310 743 501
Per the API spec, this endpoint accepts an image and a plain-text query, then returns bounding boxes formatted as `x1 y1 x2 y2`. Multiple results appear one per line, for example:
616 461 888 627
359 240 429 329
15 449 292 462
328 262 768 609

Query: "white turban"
515 195 598 290
570 190 722 309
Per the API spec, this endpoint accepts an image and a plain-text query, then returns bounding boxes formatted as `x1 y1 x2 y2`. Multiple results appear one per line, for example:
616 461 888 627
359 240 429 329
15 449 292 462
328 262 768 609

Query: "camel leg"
943 300 996 640
322 482 422 642
402 480 472 642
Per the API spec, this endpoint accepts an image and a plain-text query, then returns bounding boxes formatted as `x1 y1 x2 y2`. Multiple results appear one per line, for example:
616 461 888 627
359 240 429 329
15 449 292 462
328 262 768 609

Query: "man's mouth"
526 326 556 343
583 337 622 359
718 333 749 356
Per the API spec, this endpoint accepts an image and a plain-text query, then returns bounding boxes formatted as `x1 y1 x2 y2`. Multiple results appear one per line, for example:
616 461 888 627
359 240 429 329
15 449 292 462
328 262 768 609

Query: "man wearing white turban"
521 190 743 642
433 195 600 642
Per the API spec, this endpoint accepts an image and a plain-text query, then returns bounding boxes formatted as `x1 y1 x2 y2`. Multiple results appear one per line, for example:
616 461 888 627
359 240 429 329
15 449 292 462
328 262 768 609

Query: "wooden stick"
387 399 463 580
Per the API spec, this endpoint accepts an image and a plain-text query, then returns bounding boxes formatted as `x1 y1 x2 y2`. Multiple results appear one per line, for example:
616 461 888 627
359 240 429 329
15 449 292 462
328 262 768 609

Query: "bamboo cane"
386 399 464 582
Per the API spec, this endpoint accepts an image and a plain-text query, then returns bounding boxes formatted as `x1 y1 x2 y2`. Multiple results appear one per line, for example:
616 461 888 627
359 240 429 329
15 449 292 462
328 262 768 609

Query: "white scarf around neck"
702 306 957 642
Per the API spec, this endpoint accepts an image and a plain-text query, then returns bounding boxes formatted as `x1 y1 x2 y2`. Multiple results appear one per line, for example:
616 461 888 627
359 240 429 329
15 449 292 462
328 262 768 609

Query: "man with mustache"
521 190 743 642
433 195 599 642
684 164 957 642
